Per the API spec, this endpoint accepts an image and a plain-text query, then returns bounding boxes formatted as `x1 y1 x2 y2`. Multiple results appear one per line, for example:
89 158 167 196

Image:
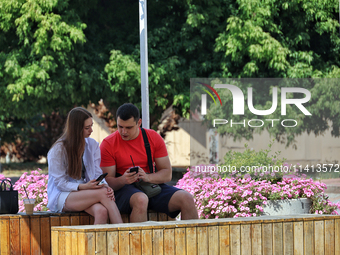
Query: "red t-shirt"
100 128 168 175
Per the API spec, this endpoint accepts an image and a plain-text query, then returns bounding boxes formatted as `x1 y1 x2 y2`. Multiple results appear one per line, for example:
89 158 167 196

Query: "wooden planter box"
52 214 340 255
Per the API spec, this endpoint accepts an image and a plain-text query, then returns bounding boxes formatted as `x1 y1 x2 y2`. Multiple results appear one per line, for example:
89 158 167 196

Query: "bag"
134 180 161 198
133 128 161 198
0 179 19 214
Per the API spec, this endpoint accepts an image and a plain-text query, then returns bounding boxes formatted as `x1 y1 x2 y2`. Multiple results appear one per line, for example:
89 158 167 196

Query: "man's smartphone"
129 166 139 175
95 173 108 184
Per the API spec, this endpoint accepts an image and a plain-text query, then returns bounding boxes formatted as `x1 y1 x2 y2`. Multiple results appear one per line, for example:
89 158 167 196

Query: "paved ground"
319 178 340 203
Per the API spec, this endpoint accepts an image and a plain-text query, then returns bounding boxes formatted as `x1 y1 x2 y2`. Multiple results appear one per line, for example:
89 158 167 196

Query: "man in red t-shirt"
100 103 198 222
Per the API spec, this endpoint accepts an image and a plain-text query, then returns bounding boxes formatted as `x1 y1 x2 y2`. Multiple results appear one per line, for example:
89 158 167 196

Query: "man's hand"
137 167 151 182
78 179 103 190
122 168 140 184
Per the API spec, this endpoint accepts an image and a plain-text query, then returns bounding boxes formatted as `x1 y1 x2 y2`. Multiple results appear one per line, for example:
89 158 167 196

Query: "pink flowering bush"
176 167 340 219
13 169 49 212
0 174 12 189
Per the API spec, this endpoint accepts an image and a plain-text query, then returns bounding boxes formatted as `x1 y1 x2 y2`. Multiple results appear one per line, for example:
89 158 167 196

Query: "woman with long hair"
47 107 122 224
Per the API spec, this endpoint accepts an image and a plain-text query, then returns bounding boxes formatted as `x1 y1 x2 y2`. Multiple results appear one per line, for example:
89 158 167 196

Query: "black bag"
133 128 161 198
0 179 19 214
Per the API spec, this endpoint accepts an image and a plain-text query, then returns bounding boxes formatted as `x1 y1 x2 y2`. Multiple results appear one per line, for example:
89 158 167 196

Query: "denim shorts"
115 183 181 218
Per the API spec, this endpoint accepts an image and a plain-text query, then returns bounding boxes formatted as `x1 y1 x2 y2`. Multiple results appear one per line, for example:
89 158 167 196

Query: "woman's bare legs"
64 188 123 224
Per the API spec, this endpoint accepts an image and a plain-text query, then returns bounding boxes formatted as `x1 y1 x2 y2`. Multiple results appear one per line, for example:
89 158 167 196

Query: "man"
100 103 198 222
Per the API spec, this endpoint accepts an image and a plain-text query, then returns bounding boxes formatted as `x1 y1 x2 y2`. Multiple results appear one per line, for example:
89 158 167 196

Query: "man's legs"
168 190 198 220
129 192 149 222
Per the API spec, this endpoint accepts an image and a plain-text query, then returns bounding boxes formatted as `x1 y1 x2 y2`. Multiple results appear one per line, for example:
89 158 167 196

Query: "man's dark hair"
116 103 140 122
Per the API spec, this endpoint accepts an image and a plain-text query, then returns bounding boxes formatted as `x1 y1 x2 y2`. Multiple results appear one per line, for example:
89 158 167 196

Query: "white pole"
139 0 150 129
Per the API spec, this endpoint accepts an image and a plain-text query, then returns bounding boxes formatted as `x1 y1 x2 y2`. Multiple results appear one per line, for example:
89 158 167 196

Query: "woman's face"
83 117 93 138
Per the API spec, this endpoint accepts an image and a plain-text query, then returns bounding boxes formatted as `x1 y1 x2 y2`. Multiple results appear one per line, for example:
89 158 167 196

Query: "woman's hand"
78 179 103 190
103 184 115 201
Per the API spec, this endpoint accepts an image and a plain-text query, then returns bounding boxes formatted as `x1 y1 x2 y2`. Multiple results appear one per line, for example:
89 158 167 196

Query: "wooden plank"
41 217 51 255
294 222 303 255
325 220 335 255
51 230 59 255
1 218 9 255
314 221 324 255
130 230 142 255
60 216 70 226
107 231 119 255
186 227 197 255
89 216 95 225
164 228 175 255
167 215 176 221
96 231 107 255
58 231 66 255
119 231 130 255
30 217 41 255
153 229 164 255
230 225 241 255
77 232 86 255
70 215 80 226
10 218 20 255
158 212 168 222
209 225 219 255
283 222 293 255
71 232 78 255
148 212 158 221
304 221 314 255
50 216 60 227
198 226 208 255
142 230 153 254
219 225 230 255
240 224 251 255
65 231 72 255
80 215 90 225
335 219 340 255
251 224 262 255
85 232 95 254
175 228 186 255
20 217 31 255
273 223 283 255
121 214 129 223
262 223 273 255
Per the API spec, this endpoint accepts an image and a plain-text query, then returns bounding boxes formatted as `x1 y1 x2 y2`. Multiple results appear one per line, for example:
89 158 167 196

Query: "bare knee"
93 205 108 224
130 192 148 211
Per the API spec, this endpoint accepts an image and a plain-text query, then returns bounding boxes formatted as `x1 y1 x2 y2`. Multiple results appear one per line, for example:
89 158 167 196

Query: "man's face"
117 117 141 141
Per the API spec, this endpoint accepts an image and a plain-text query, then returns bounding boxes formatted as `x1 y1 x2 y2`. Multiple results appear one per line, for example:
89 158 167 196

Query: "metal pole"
139 0 150 129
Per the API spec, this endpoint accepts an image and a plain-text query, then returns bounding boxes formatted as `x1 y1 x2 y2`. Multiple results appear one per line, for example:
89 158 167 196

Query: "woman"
47 107 122 224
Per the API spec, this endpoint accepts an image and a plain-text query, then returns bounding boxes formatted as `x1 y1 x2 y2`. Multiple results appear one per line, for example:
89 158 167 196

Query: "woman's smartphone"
129 166 139 174
95 173 108 184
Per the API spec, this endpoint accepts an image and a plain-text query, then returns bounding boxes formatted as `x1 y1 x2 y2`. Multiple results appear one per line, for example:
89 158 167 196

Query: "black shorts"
114 183 181 218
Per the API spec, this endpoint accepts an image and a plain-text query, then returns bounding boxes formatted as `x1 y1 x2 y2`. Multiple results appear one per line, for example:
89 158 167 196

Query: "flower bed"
175 167 340 219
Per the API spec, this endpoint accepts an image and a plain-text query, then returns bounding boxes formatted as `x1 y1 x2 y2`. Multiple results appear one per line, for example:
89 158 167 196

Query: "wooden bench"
0 211 174 255
51 214 340 254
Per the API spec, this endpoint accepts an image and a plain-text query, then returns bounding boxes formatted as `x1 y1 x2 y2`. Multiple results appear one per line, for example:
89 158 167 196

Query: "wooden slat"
304 221 314 255
335 219 340 255
89 216 95 225
60 216 70 226
121 214 129 223
283 222 293 255
71 232 78 255
251 224 261 255
158 213 168 222
10 218 20 255
119 231 130 254
107 231 119 255
80 215 90 225
58 231 66 255
314 221 324 255
148 212 158 221
198 226 208 255
186 227 197 255
1 218 9 255
142 230 153 254
240 224 250 255
96 231 107 255
164 228 175 255
167 216 176 221
219 225 230 255
85 233 95 254
230 225 241 255
294 222 303 255
175 228 186 255
65 231 72 255
273 223 283 255
31 217 41 255
70 215 80 226
325 220 335 255
51 230 59 255
50 216 60 227
262 223 273 255
209 225 219 255
20 217 31 255
153 229 164 255
40 217 51 255
130 230 142 255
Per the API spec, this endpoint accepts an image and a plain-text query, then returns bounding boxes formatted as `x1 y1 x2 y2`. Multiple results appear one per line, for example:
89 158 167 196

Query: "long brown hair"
54 107 92 179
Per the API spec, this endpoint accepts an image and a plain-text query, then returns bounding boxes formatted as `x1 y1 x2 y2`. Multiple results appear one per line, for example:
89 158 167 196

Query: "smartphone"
129 166 139 174
95 173 108 184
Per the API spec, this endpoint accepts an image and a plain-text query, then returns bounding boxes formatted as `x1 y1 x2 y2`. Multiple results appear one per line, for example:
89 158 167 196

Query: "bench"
0 211 174 254
51 214 340 254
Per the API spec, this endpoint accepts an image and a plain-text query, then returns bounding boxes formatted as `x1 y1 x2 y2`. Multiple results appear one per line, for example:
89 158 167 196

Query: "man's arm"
138 156 172 184
101 165 139 191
